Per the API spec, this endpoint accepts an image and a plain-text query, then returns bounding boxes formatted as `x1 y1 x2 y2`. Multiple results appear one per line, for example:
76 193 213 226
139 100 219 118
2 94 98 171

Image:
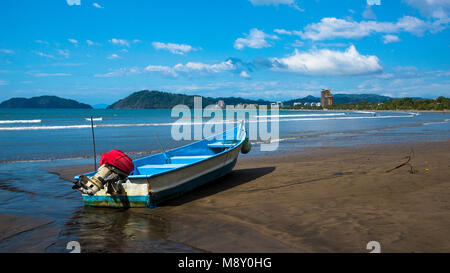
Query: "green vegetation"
0 95 92 109
108 90 272 109
327 97 449 111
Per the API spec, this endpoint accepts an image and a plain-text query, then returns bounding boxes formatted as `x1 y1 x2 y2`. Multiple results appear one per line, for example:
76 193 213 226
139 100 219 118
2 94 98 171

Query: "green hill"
0 95 92 109
107 90 217 109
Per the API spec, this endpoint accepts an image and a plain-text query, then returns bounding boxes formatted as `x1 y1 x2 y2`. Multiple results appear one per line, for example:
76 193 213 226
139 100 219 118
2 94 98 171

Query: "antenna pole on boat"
90 116 97 171
155 134 169 164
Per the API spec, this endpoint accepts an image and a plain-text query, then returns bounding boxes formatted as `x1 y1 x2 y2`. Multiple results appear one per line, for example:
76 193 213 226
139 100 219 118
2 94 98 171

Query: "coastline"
282 108 449 113
29 139 450 252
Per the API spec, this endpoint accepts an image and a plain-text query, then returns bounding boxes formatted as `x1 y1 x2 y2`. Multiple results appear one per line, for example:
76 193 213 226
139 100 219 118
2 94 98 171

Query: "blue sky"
0 0 449 104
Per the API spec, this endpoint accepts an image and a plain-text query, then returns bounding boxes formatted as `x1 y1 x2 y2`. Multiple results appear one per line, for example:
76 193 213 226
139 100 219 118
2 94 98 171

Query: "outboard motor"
74 150 134 195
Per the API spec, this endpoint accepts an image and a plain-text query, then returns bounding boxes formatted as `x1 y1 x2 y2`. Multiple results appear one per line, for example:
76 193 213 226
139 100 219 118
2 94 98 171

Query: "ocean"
0 108 449 252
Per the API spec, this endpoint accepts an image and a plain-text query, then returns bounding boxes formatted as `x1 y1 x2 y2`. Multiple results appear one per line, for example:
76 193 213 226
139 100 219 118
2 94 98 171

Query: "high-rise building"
321 89 334 108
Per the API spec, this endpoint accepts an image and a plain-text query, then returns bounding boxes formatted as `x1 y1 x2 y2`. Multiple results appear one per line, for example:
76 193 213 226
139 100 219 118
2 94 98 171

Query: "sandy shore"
3 140 449 252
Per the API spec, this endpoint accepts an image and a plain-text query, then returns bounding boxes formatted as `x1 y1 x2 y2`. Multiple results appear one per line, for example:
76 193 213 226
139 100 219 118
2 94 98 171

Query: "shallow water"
0 109 449 252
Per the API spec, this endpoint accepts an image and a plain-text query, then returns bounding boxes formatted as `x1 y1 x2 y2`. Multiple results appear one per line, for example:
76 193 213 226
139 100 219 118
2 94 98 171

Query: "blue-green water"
0 108 448 252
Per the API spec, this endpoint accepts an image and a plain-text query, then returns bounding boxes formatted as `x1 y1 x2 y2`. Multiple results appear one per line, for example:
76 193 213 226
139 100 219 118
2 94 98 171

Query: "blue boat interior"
75 125 244 179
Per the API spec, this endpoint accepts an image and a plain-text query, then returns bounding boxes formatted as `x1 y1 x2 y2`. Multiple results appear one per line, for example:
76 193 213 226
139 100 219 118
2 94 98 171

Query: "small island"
0 95 92 109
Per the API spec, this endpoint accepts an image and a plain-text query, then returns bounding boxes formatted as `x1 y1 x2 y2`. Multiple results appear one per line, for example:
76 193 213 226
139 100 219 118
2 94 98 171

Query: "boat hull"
82 145 241 208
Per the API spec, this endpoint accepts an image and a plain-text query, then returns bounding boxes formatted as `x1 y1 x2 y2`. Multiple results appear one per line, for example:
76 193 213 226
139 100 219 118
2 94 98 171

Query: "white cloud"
0 49 14 54
109 38 130 47
96 60 236 78
249 0 302 10
107 53 120 60
36 52 55 58
291 40 304 47
0 80 8 85
68 38 78 45
93 3 103 8
86 40 100 46
32 73 71 77
35 40 49 45
152 42 198 55
297 16 442 41
234 28 279 50
57 49 70 58
404 0 450 19
270 45 382 76
383 34 401 43
240 71 251 78
274 29 293 35
66 0 81 6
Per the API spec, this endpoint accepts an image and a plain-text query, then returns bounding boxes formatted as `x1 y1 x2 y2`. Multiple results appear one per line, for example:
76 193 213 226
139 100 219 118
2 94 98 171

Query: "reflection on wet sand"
56 207 200 253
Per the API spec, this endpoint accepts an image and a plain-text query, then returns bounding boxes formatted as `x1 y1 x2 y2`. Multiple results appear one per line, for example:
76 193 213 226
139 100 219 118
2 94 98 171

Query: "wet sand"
2 141 450 252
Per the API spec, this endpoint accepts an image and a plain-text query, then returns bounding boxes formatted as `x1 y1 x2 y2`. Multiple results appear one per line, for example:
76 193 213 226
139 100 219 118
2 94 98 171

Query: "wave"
423 119 449 126
0 114 416 131
354 111 376 114
0 119 41 124
254 113 346 118
84 117 103 121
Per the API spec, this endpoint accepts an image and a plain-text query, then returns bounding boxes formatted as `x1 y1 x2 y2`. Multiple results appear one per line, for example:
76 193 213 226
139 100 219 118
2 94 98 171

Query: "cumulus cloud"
404 0 450 19
68 38 78 45
270 45 382 76
297 16 442 41
109 38 130 47
274 29 293 35
66 0 81 6
383 34 401 43
248 0 302 11
240 71 251 78
93 2 103 8
152 42 199 55
234 28 279 50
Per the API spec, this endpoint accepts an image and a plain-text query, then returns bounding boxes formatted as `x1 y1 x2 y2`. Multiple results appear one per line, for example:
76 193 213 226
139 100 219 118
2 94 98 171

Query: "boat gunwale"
127 125 246 179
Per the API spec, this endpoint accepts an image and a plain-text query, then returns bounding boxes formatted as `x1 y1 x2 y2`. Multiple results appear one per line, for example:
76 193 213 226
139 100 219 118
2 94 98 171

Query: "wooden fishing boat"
74 122 250 208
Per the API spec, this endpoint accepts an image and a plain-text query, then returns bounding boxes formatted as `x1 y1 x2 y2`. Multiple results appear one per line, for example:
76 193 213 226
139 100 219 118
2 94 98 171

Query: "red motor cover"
100 150 134 175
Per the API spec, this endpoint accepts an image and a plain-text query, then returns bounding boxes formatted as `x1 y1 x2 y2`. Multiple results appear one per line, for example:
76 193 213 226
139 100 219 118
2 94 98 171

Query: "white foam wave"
0 114 415 131
255 113 346 118
85 117 102 121
0 119 41 124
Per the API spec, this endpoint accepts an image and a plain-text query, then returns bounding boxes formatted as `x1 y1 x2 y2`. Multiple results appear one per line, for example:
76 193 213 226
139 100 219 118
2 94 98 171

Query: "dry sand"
3 141 450 252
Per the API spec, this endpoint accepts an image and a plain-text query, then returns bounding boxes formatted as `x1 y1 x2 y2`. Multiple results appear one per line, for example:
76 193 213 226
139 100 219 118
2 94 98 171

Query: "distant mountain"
0 95 92 109
283 94 394 105
108 90 272 109
283 95 320 105
333 94 393 104
215 97 271 106
108 90 216 109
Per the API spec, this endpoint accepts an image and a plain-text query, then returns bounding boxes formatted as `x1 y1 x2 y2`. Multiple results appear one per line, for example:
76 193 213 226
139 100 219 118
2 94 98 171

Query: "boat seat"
137 164 188 176
207 141 237 148
170 155 212 164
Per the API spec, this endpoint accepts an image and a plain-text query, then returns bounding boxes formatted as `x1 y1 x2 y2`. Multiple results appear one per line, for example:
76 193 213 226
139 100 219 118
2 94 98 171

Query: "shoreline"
282 108 449 113
31 139 450 252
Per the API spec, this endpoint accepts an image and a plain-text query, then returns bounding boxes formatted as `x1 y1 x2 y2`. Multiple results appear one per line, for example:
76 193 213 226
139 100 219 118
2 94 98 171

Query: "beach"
3 140 448 252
